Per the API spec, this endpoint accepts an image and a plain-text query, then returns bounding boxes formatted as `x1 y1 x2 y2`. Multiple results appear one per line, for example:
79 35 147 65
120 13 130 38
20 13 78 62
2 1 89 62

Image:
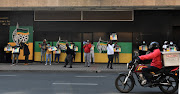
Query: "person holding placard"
107 40 117 69
45 43 52 65
114 44 120 63
11 43 21 66
39 39 47 63
5 43 12 63
54 44 61 63
64 43 74 68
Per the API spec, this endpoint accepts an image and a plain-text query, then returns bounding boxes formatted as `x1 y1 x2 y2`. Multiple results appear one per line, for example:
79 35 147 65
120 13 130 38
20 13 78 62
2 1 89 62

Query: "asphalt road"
0 72 178 94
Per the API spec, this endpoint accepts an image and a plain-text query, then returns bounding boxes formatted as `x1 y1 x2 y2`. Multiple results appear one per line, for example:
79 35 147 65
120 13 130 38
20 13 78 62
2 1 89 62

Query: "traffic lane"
0 72 176 94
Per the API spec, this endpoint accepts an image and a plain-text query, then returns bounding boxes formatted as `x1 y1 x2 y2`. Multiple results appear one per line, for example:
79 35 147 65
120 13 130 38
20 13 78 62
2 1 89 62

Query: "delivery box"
162 51 180 67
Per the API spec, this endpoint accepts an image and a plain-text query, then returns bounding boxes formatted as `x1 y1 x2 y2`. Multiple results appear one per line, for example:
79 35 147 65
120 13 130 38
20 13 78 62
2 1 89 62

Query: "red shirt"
83 43 92 53
139 49 162 69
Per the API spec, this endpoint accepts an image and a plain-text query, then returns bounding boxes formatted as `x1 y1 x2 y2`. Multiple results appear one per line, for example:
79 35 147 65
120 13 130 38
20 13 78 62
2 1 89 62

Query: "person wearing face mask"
83 40 92 67
162 41 168 51
139 41 148 55
168 41 177 51
45 43 52 65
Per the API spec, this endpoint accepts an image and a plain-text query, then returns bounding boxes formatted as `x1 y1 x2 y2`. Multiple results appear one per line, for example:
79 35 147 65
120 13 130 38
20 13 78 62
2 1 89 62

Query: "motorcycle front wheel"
115 74 134 93
159 74 178 94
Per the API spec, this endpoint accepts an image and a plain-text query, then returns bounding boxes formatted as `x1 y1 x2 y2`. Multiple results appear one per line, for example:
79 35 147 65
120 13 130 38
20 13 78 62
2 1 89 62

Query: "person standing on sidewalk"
12 43 21 66
107 40 117 69
64 43 74 68
54 44 61 63
39 39 47 63
20 42 30 65
83 40 92 67
90 43 95 64
45 43 52 65
114 44 120 63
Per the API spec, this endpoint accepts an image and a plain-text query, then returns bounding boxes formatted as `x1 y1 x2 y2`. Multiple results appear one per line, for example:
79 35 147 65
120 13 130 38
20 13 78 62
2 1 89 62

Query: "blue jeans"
46 54 52 64
54 54 60 62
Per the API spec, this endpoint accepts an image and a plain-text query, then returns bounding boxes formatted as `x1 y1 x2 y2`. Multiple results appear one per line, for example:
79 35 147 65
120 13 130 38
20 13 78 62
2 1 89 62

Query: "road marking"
52 83 98 86
0 75 16 77
75 76 107 78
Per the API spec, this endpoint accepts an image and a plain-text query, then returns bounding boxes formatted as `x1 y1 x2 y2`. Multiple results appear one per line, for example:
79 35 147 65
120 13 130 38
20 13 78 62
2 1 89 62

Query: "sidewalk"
0 62 129 73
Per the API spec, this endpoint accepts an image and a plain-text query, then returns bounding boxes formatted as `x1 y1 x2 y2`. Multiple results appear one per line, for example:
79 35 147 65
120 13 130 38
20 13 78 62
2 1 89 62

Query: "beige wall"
0 0 180 7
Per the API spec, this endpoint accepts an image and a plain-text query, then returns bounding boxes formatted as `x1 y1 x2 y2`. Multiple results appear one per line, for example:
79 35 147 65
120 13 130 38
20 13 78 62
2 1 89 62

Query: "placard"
4 47 12 51
48 46 57 51
139 45 148 51
54 49 61 54
114 47 121 52
12 47 20 53
110 33 117 40
74 46 78 52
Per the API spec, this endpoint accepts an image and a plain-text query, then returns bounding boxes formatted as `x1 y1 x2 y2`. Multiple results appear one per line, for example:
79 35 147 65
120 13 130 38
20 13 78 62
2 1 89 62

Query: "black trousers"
25 55 29 63
64 54 72 67
107 55 114 68
142 66 160 82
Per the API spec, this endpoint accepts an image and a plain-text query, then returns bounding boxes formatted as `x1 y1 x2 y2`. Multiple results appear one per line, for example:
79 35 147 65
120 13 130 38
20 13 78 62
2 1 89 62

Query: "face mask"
170 42 173 45
143 41 145 44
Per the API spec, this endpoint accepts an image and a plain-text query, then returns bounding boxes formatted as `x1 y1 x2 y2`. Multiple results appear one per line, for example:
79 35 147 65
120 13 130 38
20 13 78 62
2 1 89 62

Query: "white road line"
52 83 98 86
75 76 107 78
0 75 16 77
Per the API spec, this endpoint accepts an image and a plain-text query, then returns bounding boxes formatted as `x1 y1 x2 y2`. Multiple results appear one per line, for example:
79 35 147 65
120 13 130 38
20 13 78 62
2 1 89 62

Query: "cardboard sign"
12 47 20 53
114 47 121 52
4 47 12 51
48 46 57 51
74 46 78 52
110 33 117 40
54 49 61 54
139 45 148 51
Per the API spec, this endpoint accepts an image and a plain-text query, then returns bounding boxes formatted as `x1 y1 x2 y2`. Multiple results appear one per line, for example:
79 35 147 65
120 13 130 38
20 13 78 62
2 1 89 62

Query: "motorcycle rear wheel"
159 74 178 94
115 74 134 93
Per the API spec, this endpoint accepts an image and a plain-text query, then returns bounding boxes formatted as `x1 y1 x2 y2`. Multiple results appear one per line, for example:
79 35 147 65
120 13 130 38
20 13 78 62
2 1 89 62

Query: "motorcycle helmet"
149 41 159 52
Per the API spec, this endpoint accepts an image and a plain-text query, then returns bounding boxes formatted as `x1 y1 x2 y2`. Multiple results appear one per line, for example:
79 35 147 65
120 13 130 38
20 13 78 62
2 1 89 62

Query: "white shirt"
107 44 115 55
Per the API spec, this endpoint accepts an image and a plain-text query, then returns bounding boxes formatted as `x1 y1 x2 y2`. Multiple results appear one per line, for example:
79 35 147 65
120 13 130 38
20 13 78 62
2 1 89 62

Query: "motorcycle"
115 58 179 94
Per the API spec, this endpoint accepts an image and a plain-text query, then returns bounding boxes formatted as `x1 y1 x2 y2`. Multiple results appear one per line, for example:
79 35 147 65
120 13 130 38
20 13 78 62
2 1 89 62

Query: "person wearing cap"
83 40 92 67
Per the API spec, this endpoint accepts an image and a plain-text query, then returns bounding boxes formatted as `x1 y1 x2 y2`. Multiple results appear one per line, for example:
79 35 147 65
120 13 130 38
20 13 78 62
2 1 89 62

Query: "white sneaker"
49 64 51 65
45 64 47 65
141 80 147 85
11 64 15 66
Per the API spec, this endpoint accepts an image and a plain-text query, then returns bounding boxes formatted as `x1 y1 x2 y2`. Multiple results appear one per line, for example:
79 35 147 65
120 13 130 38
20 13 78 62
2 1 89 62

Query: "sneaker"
141 80 147 85
64 65 66 67
49 64 51 65
69 66 72 68
110 67 113 69
45 64 47 65
11 64 15 66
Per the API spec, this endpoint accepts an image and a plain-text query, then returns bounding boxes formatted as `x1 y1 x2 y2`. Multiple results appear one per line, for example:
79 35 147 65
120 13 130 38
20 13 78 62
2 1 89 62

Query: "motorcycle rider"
136 42 163 87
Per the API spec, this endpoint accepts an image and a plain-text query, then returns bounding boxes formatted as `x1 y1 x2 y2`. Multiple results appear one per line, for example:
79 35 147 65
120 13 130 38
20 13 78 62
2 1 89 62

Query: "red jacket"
139 49 162 69
83 43 92 53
